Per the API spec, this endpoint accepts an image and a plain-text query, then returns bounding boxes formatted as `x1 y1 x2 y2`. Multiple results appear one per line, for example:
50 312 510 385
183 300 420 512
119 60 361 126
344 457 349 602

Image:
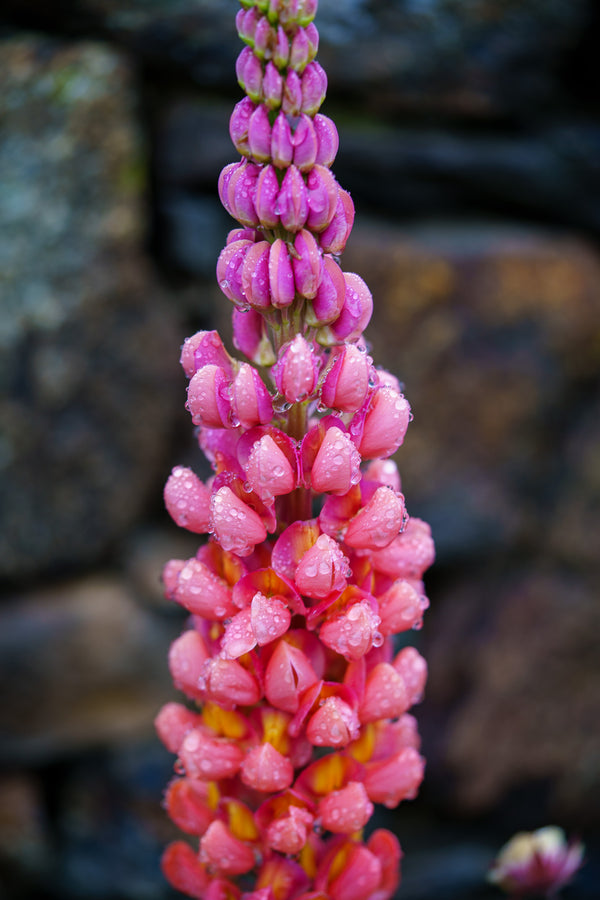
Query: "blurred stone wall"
0 1 599 898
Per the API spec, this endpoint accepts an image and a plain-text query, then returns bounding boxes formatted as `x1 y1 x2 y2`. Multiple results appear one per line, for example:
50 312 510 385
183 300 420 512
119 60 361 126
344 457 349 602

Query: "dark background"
0 1 599 897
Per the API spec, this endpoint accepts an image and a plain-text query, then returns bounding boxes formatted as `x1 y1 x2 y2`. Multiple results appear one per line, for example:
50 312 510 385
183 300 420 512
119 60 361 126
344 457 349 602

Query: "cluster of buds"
156 2 434 899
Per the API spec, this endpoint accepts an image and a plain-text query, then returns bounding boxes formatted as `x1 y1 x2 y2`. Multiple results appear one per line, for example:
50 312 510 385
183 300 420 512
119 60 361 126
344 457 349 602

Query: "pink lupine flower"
488 827 584 896
158 2 434 897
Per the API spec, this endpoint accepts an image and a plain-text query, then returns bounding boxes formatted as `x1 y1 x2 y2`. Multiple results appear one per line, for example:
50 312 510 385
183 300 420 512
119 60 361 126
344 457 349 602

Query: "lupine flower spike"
157 1 435 897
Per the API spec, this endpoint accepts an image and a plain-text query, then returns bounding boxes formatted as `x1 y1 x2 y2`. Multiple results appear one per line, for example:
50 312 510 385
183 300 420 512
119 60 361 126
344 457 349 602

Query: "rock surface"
0 37 180 579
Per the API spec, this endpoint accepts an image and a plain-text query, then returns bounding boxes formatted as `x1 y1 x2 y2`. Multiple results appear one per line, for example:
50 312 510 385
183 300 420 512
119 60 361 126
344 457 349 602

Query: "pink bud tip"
162 841 209 900
311 426 361 495
319 599 382 661
263 60 283 109
294 532 349 599
164 466 211 534
216 238 252 305
241 741 295 792
377 579 428 635
319 781 374 834
306 164 338 232
292 113 318 172
393 646 428 706
320 344 370 413
273 335 319 403
168 630 209 699
173 557 237 619
364 747 425 809
165 778 213 836
204 656 262 708
266 807 313 855
344 486 406 551
306 695 360 748
301 61 327 115
179 727 244 781
210 486 268 557
326 845 382 900
155 702 199 754
282 68 303 115
359 662 409 723
293 228 322 299
363 458 402 491
232 363 274 429
271 112 294 168
248 104 272 162
314 113 339 167
180 330 232 378
236 46 263 103
269 238 296 308
278 165 309 232
251 591 291 645
186 365 233 429
308 255 346 326
371 518 435 581
220 607 256 659
200 820 256 876
255 164 281 229
319 188 355 255
242 240 273 309
331 272 373 343
246 433 296 503
265 639 319 713
229 97 255 156
357 387 411 459
273 24 290 69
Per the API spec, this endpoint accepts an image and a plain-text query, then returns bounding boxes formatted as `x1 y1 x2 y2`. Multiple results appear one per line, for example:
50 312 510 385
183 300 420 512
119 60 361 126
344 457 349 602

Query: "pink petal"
220 607 256 659
240 742 294 792
210 486 268 557
204 657 262 708
311 426 361 495
344 487 407 551
246 434 296 503
265 639 319 713
294 533 349 599
358 662 409 724
319 599 382 661
251 591 291 645
179 728 244 781
319 781 374 834
200 820 255 877
392 646 427 706
164 466 211 534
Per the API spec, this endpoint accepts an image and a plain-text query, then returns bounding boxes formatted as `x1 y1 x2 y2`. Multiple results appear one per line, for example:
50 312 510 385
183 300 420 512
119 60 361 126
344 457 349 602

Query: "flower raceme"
156 2 434 898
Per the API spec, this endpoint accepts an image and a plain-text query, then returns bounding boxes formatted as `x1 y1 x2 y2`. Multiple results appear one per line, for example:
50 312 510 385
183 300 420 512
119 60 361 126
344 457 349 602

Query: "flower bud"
364 458 401 491
311 426 361 495
164 466 211 533
278 165 309 232
319 599 382 661
263 60 283 109
241 240 272 309
298 0 318 26
236 6 261 45
330 272 373 342
200 821 255 876
227 160 260 227
282 69 302 115
319 782 373 833
273 335 319 403
364 747 425 808
319 188 355 254
393 646 427 706
168 630 209 699
216 238 252 305
155 702 199 754
226 226 260 244
320 344 370 413
236 45 263 102
266 807 313 855
165 778 213 836
173 557 237 619
321 844 382 900
371 517 435 581
220 608 255 659
314 113 339 167
246 433 296 502
180 329 232 379
265 639 319 713
344 486 406 551
248 104 272 162
305 22 319 61
255 164 280 228
229 97 255 156
187 365 233 429
273 24 290 68
306 696 360 748
306 164 338 231
254 15 275 60
232 307 276 366
271 112 294 167
211 485 268 556
232 363 274 428
301 61 327 115
359 662 409 723
218 160 242 215
162 841 209 900
377 579 428 635
289 26 310 72
292 113 318 172
294 532 349 599
293 229 322 299
204 656 262 707
269 238 296 308
357 386 410 459
308 255 346 326
251 591 292 645
240 742 294 792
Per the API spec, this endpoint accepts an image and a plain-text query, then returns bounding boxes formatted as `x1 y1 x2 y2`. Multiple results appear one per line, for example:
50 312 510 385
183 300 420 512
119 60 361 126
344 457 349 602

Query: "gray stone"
0 576 179 763
0 37 180 579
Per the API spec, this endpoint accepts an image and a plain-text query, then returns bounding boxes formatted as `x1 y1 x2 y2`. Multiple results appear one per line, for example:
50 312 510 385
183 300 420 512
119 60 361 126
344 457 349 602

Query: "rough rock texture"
344 220 600 564
422 569 600 825
1 0 591 118
0 575 180 763
0 37 180 579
